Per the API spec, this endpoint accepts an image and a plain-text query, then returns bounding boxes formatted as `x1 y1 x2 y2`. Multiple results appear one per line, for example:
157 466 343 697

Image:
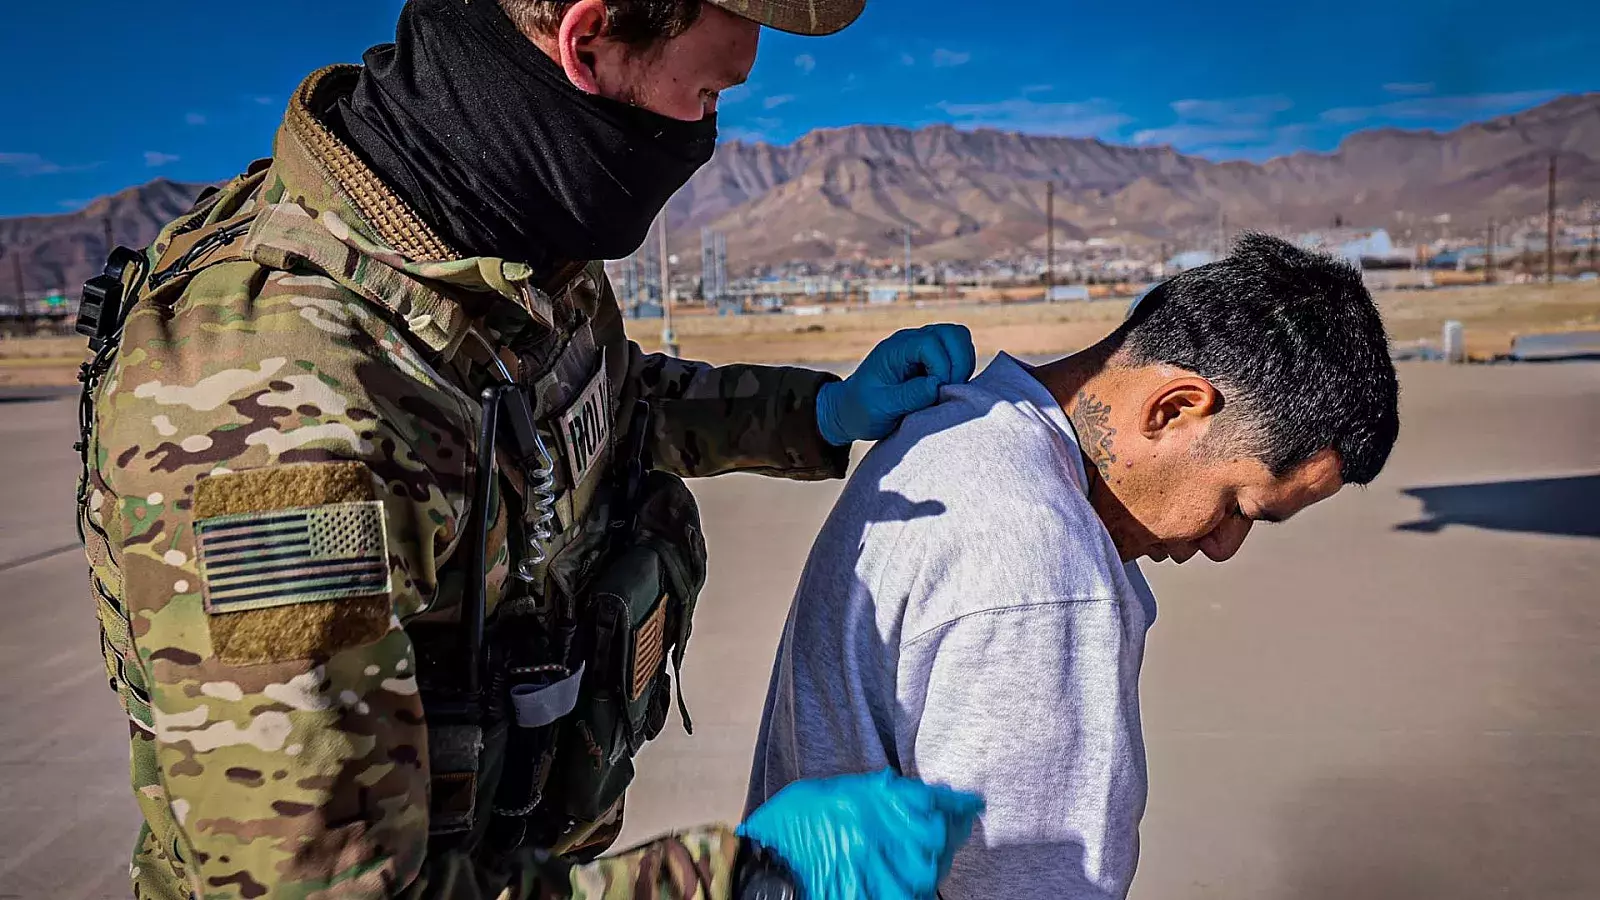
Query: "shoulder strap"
142 210 259 300
140 162 274 301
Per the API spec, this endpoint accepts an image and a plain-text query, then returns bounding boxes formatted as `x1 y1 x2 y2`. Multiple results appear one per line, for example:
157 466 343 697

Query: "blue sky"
2 0 1595 217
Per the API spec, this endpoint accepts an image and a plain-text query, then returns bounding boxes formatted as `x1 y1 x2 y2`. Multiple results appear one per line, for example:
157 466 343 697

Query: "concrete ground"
2 361 1597 899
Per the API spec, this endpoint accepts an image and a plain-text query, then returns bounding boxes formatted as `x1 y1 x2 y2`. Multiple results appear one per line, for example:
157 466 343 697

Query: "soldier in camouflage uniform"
77 0 981 898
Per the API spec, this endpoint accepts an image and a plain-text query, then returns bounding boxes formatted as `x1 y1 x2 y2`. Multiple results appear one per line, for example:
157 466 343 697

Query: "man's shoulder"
97 259 474 496
865 381 1083 517
846 383 1126 616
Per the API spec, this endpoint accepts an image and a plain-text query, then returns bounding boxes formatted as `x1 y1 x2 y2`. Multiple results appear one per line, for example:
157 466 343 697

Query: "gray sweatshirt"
747 353 1158 900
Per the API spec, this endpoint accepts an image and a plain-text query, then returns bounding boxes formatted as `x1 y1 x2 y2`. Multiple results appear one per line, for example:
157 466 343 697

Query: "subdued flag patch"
196 501 391 613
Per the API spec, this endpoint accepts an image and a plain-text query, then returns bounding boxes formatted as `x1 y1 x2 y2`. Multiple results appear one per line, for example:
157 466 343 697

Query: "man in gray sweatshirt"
747 234 1402 899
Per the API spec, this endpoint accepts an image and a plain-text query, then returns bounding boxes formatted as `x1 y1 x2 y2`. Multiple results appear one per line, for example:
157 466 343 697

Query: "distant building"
1427 244 1519 270
1167 250 1217 272
1335 229 1394 266
1296 228 1411 269
1047 285 1091 302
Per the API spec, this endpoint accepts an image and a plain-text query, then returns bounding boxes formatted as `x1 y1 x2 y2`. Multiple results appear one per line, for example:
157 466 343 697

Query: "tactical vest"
76 170 706 868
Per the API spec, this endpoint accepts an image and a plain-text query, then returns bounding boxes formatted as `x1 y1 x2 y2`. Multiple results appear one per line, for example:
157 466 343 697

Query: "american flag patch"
195 501 392 614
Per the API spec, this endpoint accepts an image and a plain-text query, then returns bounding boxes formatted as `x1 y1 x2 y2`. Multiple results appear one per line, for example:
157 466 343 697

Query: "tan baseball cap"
706 0 866 35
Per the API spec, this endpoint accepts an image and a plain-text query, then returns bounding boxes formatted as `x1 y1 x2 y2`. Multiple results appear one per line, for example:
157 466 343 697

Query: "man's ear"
555 0 610 94
1139 376 1222 439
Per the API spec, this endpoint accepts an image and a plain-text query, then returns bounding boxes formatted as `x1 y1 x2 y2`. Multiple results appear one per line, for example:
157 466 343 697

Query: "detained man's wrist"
734 835 800 900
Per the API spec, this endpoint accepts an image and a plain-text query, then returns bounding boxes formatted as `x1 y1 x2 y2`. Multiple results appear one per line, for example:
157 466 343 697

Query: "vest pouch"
630 470 708 720
426 716 508 850
551 471 707 829
485 606 573 824
551 542 666 824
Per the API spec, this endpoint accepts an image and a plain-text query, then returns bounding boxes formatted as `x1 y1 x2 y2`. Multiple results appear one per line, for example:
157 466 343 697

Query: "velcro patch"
630 596 668 702
556 359 612 488
197 502 392 613
191 462 393 664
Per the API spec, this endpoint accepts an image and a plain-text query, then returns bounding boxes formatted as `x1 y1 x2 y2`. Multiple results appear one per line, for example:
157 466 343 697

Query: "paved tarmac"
2 361 1597 899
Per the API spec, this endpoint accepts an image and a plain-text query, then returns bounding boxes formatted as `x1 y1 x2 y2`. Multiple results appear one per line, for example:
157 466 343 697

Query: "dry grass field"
0 335 86 388
3 282 1596 388
627 281 1600 364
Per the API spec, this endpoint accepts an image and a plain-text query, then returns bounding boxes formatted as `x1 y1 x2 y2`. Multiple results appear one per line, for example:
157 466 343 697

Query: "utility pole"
1546 154 1557 284
1590 206 1598 272
11 247 24 308
102 214 116 264
904 225 912 300
1485 219 1496 283
658 216 677 357
1045 181 1055 299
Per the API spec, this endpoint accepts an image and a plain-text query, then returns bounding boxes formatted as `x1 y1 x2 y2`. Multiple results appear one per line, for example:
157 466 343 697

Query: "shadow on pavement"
0 387 79 404
1395 474 1600 539
1274 758 1600 900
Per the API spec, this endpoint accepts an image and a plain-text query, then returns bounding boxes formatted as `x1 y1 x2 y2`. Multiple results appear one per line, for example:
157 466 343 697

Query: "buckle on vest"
77 247 145 352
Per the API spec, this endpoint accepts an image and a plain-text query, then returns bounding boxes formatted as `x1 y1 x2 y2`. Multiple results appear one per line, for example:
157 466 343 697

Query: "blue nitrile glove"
739 769 984 900
816 324 978 446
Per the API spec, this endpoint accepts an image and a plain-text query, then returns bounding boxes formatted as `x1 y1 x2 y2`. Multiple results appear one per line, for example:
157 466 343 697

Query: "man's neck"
1031 347 1122 484
1028 347 1150 563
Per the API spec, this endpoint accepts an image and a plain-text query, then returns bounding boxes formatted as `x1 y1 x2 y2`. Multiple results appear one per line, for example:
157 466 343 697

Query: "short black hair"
1113 233 1399 485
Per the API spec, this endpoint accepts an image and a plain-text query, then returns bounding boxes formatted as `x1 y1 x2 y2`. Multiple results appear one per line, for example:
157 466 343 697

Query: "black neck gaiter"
327 0 718 273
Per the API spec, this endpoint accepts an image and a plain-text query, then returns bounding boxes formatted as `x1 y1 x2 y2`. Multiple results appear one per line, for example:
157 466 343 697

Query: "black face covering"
327 0 718 272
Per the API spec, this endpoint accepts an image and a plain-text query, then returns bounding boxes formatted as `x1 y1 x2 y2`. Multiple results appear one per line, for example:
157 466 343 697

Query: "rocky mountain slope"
4 93 1595 290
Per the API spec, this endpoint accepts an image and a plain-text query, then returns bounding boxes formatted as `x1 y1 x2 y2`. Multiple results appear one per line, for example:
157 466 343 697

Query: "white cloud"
763 94 796 110
720 126 772 144
0 152 65 176
794 53 816 75
1383 82 1436 95
718 83 754 106
1320 89 1560 124
1169 95 1293 125
144 151 181 168
721 116 785 145
0 152 99 177
1021 84 1054 96
1130 95 1308 159
185 112 207 126
1136 122 1315 161
899 51 917 67
931 48 972 68
1134 124 1273 146
251 95 276 106
935 97 1131 138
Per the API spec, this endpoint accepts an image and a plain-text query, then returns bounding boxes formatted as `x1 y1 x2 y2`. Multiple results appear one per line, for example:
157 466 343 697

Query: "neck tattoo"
1070 391 1119 481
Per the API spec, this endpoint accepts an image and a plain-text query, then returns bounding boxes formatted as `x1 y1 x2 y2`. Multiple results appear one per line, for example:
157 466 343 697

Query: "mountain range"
3 92 1596 293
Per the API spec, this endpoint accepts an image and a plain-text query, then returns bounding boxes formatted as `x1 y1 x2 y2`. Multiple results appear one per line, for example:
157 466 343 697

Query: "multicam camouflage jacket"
78 65 847 900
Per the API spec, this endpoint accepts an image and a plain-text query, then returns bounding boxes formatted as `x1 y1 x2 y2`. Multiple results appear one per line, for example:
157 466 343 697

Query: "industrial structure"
701 227 729 305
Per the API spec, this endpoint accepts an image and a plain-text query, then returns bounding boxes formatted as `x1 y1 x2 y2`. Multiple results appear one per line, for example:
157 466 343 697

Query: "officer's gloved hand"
816 324 977 446
739 769 983 900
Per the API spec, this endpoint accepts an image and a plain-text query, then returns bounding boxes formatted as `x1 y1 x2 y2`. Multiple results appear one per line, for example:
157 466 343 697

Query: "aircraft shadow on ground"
1395 473 1600 539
